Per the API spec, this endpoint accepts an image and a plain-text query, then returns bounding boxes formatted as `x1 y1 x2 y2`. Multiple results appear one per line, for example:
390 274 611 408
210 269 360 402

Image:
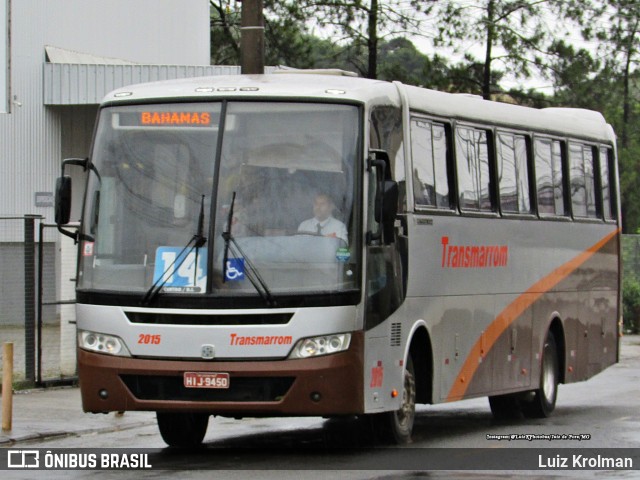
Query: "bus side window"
497 132 531 214
584 146 598 218
455 126 492 212
410 118 450 209
534 138 565 216
569 142 598 219
599 146 615 221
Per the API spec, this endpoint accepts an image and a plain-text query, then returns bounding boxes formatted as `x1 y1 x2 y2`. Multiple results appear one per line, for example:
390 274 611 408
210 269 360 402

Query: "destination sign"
113 111 216 129
140 111 212 126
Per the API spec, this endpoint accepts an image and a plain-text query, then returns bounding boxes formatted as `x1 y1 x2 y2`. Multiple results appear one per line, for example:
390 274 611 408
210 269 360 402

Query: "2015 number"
138 334 162 345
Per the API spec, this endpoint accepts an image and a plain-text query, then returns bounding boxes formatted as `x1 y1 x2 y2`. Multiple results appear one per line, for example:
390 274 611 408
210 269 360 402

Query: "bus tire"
522 331 559 418
156 411 209 448
372 355 416 444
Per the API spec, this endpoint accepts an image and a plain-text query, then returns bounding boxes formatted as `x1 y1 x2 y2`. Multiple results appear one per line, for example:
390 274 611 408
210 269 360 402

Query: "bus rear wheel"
522 331 559 418
156 411 209 448
372 355 416 444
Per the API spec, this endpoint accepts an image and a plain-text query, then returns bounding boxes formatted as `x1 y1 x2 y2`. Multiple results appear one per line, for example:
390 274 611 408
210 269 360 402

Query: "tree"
210 0 241 64
433 0 556 100
368 37 426 85
302 0 431 79
210 0 313 68
545 40 607 109
563 0 640 148
561 1 640 232
620 143 640 234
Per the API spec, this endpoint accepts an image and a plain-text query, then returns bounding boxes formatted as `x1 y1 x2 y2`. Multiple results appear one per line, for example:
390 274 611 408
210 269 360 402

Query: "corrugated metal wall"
0 2 58 234
44 64 241 105
0 0 8 113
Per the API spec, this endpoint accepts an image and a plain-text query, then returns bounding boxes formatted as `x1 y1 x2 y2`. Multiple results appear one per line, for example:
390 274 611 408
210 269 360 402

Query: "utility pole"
240 0 264 74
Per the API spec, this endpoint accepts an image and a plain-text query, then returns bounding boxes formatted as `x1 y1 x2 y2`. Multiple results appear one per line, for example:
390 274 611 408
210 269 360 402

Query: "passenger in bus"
297 193 348 244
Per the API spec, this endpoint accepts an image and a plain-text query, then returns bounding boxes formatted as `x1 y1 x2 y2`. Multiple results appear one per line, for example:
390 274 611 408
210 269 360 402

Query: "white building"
0 0 237 376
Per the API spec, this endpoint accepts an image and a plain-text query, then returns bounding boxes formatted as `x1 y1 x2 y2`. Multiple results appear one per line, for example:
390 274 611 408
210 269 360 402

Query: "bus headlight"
289 333 351 359
78 330 131 357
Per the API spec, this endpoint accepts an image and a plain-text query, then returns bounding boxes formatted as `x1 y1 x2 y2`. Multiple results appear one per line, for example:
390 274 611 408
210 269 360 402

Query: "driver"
297 193 348 244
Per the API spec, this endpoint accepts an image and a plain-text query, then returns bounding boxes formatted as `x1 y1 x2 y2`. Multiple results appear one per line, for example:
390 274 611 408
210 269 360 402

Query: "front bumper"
79 331 364 416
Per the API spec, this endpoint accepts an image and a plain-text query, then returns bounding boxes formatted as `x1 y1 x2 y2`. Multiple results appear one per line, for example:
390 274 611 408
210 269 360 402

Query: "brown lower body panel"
78 331 364 416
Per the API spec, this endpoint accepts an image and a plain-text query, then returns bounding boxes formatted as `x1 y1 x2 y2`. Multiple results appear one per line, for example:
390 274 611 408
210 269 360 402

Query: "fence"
622 235 640 282
622 234 640 333
0 215 77 388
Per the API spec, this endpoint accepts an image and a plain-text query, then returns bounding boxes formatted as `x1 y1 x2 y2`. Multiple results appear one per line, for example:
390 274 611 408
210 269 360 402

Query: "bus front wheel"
372 355 416 444
156 411 209 448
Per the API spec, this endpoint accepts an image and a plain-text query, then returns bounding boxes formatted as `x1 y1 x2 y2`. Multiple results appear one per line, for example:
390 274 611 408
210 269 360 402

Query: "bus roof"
103 73 615 144
103 73 396 106
398 83 615 143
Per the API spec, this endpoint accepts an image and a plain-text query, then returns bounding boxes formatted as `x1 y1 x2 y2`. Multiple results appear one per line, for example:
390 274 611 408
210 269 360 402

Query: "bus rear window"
600 146 616 221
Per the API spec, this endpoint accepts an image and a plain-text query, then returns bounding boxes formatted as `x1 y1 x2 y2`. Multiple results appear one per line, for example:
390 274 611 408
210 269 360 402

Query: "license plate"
183 372 230 389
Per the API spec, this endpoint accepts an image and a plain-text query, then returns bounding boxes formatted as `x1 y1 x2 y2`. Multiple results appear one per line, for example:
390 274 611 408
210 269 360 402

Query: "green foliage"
212 0 640 231
432 0 553 99
619 146 640 234
300 0 432 79
210 0 313 67
623 234 640 334
376 38 430 85
623 276 640 333
210 0 240 65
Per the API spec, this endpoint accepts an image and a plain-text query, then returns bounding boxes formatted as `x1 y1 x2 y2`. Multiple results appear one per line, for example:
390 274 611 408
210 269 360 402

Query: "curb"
0 420 156 446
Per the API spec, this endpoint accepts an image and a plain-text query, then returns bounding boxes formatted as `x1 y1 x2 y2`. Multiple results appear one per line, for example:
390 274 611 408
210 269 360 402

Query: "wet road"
7 336 640 479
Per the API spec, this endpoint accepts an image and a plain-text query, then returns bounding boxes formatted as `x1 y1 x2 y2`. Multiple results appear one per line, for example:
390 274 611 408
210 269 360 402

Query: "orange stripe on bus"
445 228 620 402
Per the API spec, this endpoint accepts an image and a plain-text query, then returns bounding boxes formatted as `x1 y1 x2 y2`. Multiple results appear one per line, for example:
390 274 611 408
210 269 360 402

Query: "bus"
55 72 621 447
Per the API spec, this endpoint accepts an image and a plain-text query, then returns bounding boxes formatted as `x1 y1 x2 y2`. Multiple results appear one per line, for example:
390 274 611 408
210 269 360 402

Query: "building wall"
1 0 8 113
0 1 211 334
41 0 210 66
0 0 210 228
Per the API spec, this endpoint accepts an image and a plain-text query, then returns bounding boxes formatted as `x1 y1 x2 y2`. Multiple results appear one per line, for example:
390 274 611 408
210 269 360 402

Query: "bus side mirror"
367 149 398 245
55 157 90 243
55 176 72 225
381 179 399 243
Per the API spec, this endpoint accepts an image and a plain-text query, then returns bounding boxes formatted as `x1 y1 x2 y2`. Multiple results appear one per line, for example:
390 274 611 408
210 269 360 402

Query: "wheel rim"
396 365 416 430
541 342 557 403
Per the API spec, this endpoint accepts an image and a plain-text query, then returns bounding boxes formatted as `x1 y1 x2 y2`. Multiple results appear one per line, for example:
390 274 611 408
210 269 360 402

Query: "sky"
405 0 606 93
308 0 611 94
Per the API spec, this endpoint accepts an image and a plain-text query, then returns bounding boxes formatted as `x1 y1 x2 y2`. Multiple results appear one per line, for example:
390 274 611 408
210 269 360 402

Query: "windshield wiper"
222 192 277 307
221 191 237 285
141 195 207 305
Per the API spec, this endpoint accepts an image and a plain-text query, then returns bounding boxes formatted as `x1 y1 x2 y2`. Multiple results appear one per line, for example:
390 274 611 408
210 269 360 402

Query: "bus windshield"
78 102 361 300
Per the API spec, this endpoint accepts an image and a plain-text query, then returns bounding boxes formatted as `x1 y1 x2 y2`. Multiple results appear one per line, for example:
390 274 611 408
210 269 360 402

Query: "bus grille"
124 312 293 326
120 375 294 402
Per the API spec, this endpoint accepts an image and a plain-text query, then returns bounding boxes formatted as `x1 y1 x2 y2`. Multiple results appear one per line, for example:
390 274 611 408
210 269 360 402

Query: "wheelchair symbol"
225 259 245 281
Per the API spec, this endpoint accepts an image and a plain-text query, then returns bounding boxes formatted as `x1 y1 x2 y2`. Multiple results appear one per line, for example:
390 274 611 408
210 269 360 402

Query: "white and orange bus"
56 72 621 446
